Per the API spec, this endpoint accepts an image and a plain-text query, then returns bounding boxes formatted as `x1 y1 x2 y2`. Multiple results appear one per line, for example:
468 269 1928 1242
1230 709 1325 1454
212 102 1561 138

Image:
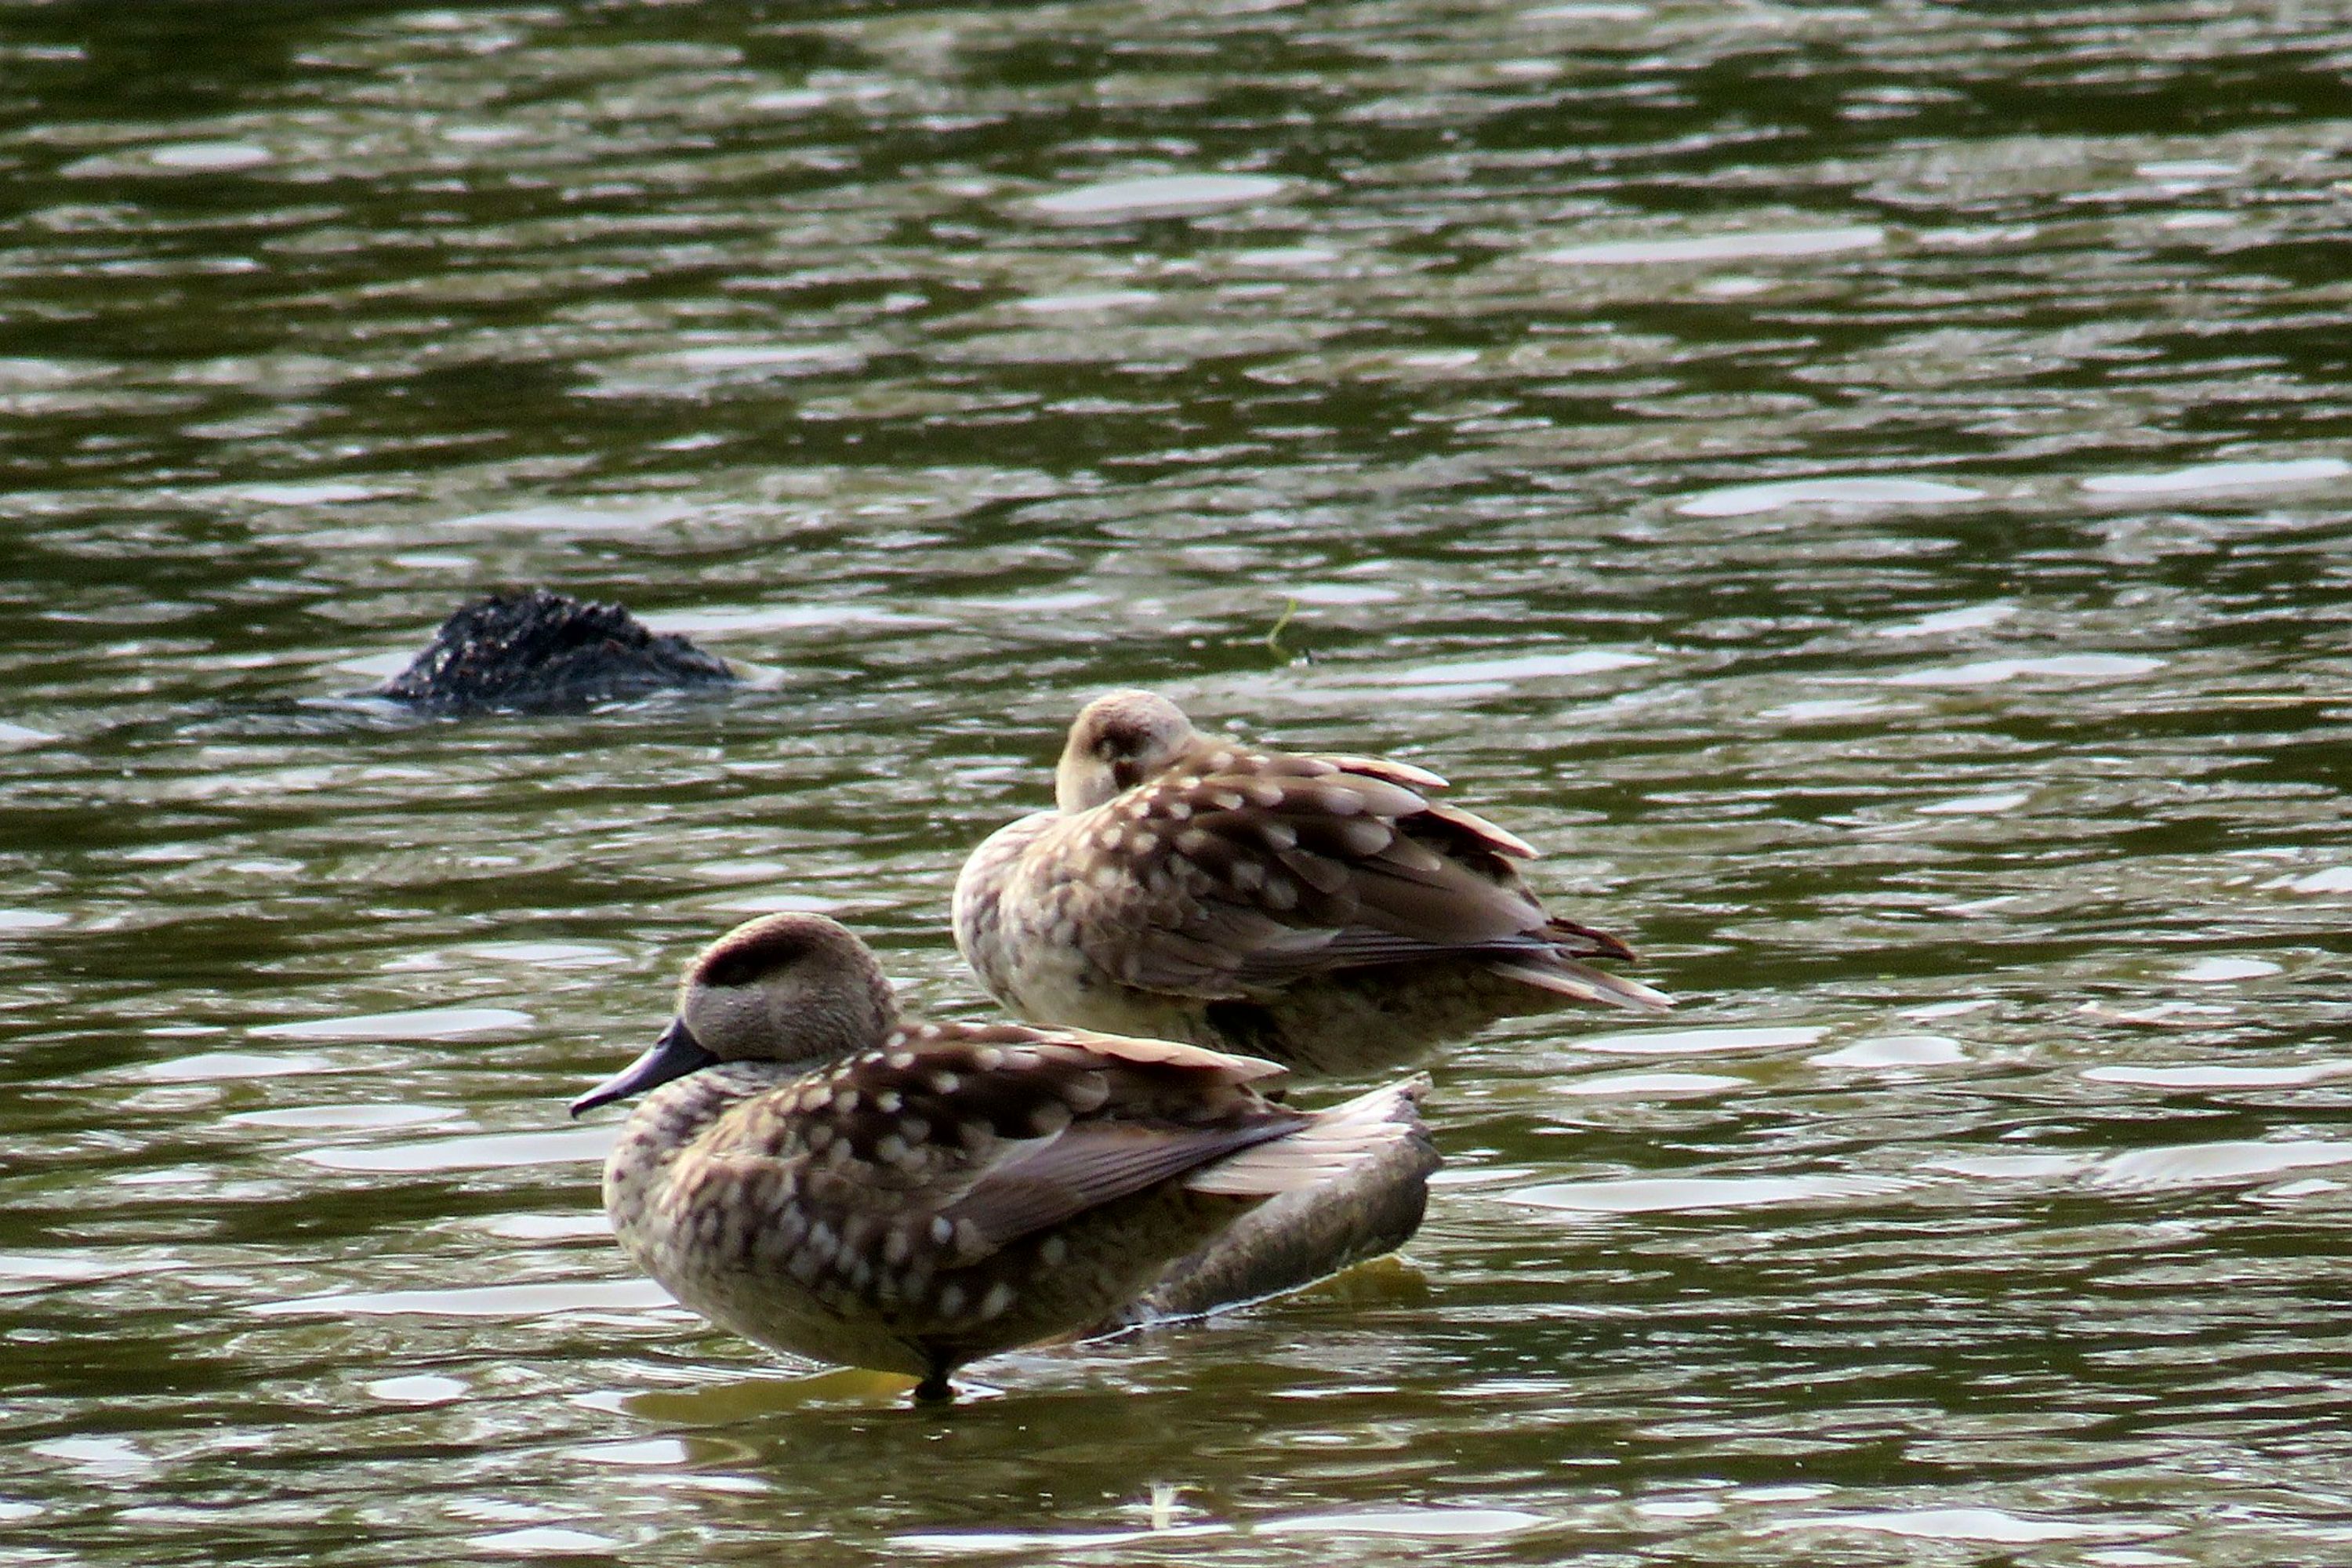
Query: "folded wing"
1067 744 1656 1007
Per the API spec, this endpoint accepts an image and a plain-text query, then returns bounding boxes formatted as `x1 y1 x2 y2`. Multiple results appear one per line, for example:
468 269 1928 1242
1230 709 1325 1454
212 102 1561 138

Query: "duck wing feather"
1065 743 1635 997
693 1022 1308 1261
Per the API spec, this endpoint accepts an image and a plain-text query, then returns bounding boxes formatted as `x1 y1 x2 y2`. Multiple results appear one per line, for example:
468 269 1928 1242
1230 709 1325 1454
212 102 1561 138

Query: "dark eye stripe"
702 936 806 987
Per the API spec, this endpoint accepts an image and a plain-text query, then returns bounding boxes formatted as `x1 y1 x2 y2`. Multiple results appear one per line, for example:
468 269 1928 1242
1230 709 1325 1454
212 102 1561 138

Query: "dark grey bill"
569 1018 717 1118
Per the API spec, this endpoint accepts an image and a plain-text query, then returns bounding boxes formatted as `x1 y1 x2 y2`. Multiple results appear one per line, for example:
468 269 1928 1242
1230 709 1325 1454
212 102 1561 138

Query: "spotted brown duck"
571 913 1430 1400
953 690 1670 1077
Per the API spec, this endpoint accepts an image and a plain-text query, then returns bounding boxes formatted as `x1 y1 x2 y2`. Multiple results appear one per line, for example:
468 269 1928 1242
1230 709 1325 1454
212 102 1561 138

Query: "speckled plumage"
573 913 1428 1399
954 690 1671 1076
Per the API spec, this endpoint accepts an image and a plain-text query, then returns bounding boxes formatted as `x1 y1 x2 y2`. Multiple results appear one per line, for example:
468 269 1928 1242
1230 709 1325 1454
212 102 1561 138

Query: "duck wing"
694 1022 1307 1263
1061 742 1644 999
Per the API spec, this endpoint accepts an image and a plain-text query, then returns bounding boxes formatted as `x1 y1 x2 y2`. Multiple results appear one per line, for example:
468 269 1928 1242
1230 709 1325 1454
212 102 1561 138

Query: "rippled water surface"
6 2 2352 1563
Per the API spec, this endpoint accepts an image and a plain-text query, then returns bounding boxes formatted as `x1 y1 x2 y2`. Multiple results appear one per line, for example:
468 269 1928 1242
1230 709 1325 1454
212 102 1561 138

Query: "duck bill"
569 1018 717 1118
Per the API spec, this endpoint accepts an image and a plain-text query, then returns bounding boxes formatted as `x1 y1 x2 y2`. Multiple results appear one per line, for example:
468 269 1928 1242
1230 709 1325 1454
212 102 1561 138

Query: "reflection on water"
5 0 2352 1563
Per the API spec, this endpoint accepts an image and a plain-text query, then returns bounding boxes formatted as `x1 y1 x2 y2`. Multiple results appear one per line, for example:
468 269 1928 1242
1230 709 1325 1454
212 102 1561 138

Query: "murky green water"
6 1 2352 1562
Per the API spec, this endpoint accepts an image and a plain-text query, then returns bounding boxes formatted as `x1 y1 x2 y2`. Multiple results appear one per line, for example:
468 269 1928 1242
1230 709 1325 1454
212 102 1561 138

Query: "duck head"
1054 689 1199 813
570 913 898 1117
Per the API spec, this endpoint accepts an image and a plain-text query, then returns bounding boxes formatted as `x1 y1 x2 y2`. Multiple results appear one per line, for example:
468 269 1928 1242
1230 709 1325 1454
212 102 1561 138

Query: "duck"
953 689 1670 1077
570 912 1432 1400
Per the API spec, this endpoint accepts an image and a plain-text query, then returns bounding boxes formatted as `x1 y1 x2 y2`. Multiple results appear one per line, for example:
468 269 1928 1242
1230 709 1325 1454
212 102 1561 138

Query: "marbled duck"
572 912 1429 1399
954 690 1669 1076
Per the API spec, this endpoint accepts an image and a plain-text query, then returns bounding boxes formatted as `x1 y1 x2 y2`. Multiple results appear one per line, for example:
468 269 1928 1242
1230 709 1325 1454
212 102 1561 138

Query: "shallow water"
5 2 2352 1563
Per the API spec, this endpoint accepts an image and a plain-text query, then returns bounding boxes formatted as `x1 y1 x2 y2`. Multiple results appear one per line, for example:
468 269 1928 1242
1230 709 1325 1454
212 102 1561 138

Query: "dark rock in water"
379 588 736 711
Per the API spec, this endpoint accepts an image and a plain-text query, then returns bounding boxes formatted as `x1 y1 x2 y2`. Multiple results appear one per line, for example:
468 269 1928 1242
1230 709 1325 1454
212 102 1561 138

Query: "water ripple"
4 2 2350 1562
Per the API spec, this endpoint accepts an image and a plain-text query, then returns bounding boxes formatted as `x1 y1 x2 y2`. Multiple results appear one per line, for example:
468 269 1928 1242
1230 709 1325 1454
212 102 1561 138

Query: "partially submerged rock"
379 588 735 711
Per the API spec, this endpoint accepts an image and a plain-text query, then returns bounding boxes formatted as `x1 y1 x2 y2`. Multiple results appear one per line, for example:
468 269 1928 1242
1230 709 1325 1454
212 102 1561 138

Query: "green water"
5 2 2351 1563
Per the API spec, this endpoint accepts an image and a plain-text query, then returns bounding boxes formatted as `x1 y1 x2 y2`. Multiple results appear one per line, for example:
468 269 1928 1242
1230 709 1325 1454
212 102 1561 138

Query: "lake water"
5 2 2351 1563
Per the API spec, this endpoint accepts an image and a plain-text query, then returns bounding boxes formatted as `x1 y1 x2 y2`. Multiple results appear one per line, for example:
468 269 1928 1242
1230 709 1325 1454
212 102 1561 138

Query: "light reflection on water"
3 0 2351 1563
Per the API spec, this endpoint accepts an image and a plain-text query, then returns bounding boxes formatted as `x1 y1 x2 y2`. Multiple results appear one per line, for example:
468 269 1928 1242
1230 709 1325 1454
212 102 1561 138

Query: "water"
5 1 2352 1562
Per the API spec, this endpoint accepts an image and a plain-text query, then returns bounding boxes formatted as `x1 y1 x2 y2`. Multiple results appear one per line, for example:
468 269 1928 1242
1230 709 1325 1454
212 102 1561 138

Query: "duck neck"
601 1063 795 1240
